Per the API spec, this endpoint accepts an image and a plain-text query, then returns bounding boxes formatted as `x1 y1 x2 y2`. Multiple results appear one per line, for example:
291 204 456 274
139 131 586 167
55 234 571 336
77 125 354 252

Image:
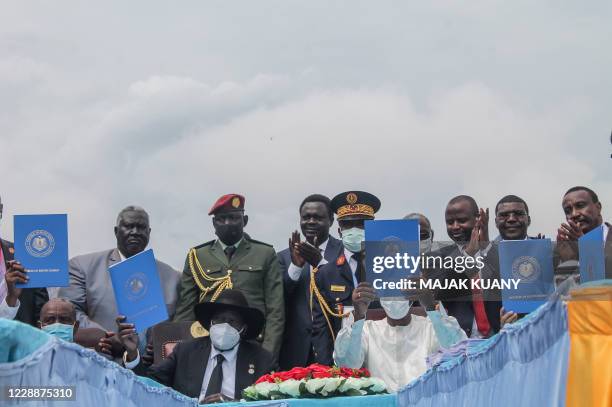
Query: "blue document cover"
108 249 168 332
13 214 69 288
498 239 554 314
365 219 420 297
579 226 605 283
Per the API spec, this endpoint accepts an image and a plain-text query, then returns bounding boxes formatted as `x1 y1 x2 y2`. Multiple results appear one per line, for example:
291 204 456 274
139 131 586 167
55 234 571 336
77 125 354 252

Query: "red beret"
208 194 245 216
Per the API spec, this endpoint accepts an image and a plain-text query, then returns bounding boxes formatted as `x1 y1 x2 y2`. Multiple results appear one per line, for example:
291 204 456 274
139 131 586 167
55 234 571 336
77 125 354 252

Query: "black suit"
277 236 342 370
139 337 273 399
1 239 48 326
423 244 477 336
311 243 355 366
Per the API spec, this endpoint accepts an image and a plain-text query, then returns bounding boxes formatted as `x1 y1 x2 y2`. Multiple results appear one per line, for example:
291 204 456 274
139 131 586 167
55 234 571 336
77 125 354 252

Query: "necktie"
224 246 236 261
471 276 491 337
0 246 7 304
205 354 225 397
352 252 365 284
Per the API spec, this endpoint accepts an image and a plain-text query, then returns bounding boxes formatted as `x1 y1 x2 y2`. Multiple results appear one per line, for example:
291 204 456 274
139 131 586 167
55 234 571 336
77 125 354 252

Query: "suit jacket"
1 239 48 325
142 336 273 399
277 236 342 370
311 243 355 366
58 248 180 332
173 235 284 364
422 244 477 336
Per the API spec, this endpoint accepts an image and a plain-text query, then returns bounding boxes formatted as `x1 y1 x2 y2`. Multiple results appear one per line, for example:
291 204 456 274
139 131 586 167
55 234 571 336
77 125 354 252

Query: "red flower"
286 367 310 380
255 374 272 384
308 363 334 379
339 367 355 378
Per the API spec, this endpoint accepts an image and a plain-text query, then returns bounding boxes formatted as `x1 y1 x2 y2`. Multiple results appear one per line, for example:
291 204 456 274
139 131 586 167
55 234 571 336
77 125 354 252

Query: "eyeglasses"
419 231 431 240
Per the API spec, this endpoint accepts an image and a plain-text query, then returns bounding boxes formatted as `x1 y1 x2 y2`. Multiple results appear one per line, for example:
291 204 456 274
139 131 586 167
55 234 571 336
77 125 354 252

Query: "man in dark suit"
0 195 49 324
277 194 342 370
423 195 490 338
478 195 545 333
120 289 273 403
311 191 381 365
556 186 612 278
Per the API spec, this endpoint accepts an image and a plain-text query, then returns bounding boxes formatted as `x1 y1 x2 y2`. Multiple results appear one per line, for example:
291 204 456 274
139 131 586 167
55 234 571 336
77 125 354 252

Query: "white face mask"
380 299 412 320
341 227 365 253
209 323 242 351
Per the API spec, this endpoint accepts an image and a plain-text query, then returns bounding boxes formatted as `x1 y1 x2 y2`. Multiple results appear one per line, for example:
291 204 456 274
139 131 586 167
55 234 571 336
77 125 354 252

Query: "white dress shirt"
287 238 329 281
199 344 239 401
334 308 466 392
343 249 360 288
0 298 21 319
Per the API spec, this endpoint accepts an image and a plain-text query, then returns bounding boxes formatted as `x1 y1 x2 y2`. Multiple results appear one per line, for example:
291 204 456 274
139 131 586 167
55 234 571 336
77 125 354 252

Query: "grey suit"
58 248 180 332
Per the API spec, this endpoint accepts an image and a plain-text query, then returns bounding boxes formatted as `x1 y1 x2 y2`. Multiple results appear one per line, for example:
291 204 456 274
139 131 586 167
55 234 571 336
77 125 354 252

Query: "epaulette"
245 237 273 247
193 240 216 250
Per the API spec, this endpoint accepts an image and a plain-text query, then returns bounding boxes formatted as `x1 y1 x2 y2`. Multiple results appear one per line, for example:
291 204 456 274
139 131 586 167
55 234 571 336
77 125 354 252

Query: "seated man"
38 298 79 342
334 282 466 392
119 289 274 404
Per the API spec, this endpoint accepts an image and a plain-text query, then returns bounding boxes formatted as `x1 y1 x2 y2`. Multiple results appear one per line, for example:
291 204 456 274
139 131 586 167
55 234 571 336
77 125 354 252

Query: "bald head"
40 298 76 326
403 213 434 241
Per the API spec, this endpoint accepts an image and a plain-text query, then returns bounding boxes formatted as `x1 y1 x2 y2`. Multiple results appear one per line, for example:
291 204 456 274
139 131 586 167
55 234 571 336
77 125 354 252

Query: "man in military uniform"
173 194 284 364
311 191 381 365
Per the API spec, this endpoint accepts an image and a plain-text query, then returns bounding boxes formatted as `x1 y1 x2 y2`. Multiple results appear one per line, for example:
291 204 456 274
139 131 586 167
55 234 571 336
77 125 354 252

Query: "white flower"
254 381 279 398
242 385 258 400
339 377 366 395
365 378 387 393
320 377 343 396
278 379 302 398
305 378 327 394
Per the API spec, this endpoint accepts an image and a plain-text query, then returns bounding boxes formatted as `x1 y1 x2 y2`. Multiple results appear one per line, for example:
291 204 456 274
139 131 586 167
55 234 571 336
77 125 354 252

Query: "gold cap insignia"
346 192 358 204
190 321 208 338
231 197 241 208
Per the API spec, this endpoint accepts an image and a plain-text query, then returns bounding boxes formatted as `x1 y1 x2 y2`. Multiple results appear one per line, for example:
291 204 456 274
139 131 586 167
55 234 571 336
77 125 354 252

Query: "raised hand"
289 230 305 267
297 235 322 267
5 261 28 306
352 282 377 321
116 315 139 362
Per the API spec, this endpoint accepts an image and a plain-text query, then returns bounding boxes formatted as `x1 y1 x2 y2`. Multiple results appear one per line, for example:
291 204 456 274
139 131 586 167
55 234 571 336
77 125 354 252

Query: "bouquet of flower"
242 364 387 401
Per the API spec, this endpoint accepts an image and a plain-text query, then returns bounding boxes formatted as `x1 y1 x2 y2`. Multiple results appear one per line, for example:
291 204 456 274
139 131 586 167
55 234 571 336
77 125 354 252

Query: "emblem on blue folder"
512 256 540 282
25 229 55 258
125 272 149 301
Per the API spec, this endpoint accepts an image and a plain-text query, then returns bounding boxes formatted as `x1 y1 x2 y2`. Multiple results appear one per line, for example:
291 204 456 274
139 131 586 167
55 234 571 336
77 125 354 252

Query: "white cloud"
0 2 610 269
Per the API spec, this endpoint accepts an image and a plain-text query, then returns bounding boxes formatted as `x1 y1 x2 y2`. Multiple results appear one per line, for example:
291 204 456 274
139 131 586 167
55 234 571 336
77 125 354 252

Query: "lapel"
230 238 251 267
108 248 121 267
187 338 212 398
234 343 255 398
324 236 342 263
209 240 230 267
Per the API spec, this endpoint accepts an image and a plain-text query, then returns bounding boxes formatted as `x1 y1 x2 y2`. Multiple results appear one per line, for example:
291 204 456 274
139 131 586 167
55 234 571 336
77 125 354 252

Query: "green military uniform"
173 235 285 360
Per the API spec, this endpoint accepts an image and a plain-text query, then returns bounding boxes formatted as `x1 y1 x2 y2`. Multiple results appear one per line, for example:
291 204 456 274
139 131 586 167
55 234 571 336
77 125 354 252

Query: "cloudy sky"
1 1 610 269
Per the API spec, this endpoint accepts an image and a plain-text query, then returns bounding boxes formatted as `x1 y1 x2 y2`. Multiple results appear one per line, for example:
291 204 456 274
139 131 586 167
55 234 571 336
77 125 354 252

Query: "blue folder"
578 226 605 283
365 219 420 297
13 214 69 288
498 239 554 313
108 249 168 332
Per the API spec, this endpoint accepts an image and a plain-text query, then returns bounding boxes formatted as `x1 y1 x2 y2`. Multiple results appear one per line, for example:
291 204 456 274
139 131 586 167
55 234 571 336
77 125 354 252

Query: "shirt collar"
209 343 240 363
218 238 243 251
318 237 329 253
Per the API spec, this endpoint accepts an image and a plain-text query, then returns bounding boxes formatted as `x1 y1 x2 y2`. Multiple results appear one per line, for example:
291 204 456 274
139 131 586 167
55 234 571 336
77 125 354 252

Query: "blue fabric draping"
397 298 569 407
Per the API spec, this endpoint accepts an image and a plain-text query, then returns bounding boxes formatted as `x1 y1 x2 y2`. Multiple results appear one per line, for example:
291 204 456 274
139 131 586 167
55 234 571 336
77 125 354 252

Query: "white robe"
333 310 466 392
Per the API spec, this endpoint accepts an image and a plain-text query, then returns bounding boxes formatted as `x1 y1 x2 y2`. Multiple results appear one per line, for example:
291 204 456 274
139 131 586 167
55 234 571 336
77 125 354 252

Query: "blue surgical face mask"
42 323 74 342
341 227 365 253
